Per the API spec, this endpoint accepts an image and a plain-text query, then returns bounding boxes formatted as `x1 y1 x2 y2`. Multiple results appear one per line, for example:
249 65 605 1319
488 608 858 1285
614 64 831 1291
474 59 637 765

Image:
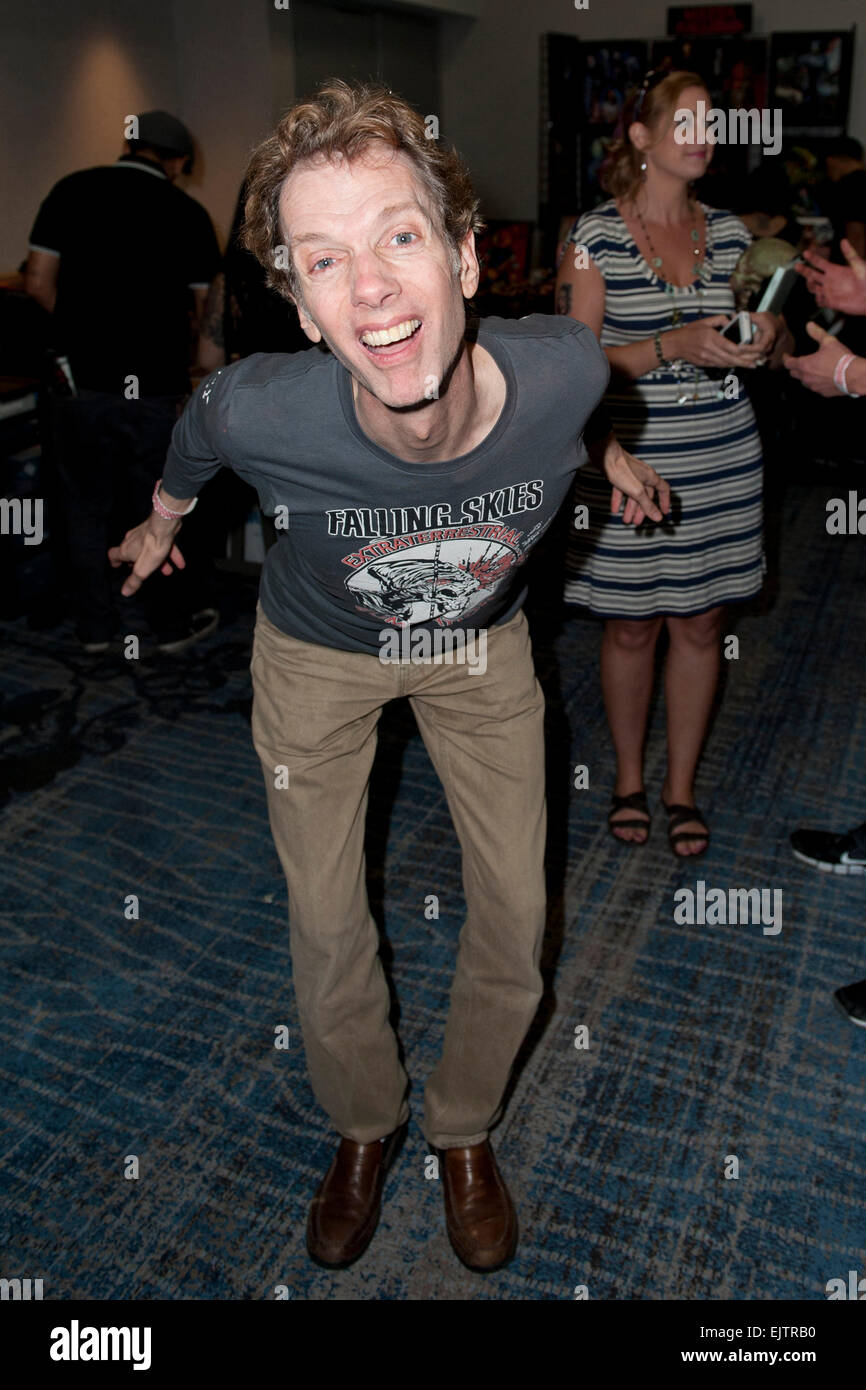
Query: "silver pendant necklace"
633 198 709 404
634 198 703 281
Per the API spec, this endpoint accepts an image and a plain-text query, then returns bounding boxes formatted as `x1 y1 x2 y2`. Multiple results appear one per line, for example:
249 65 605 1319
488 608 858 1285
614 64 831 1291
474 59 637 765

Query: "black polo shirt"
825 169 866 244
29 154 221 396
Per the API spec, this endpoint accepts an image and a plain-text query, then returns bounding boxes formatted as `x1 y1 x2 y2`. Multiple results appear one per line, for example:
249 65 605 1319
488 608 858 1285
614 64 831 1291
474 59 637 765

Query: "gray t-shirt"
162 314 610 654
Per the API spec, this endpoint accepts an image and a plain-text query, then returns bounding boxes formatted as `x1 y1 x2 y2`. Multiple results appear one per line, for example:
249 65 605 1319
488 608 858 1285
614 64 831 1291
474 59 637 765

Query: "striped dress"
564 199 766 617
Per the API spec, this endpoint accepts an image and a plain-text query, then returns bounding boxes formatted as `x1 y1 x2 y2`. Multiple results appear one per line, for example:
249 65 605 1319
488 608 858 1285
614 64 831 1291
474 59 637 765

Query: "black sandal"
662 799 710 857
608 790 651 845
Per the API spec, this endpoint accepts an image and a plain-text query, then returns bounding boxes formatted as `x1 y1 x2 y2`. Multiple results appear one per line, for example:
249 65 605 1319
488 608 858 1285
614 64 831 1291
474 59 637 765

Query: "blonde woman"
556 70 780 856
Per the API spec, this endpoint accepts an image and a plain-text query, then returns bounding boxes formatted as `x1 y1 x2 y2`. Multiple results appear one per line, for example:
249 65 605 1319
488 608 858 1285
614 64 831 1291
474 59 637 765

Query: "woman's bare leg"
601 615 664 842
661 606 724 855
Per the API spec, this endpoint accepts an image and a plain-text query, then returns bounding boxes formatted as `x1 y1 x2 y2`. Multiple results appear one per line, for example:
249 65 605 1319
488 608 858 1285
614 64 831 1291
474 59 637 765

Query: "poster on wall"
645 36 768 198
580 130 617 211
539 32 583 259
768 31 854 132
581 40 649 127
650 35 767 111
577 40 649 211
667 6 753 37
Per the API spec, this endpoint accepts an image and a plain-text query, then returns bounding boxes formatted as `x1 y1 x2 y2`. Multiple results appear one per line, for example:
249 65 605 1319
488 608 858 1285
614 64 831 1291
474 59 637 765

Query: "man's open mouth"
359 318 422 354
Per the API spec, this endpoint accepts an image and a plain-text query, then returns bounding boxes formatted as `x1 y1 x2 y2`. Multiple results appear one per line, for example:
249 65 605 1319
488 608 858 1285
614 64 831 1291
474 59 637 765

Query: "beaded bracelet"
654 330 670 367
152 480 198 519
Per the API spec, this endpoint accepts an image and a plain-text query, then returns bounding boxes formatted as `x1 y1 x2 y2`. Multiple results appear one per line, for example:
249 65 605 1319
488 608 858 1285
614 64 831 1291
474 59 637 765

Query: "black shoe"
155 608 219 655
833 978 866 1028
75 621 114 653
790 827 866 876
76 628 112 654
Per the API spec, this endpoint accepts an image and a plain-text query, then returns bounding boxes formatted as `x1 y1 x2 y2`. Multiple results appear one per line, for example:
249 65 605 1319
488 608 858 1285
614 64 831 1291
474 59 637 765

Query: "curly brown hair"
600 69 707 203
242 79 484 304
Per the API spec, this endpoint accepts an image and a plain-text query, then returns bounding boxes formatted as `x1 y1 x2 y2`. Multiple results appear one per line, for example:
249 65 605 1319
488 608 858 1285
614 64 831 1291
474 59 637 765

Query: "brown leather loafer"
306 1122 407 1269
439 1140 518 1272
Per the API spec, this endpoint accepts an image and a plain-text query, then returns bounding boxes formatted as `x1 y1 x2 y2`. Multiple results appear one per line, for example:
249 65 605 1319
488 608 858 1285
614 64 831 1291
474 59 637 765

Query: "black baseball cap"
134 110 194 159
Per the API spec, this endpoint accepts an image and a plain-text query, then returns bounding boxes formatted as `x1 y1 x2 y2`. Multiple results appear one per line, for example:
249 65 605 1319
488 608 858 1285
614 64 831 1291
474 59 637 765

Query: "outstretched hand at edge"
108 516 186 597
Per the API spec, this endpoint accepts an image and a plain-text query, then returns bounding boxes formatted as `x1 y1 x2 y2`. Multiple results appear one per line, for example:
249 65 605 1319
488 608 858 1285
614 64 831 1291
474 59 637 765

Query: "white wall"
1 0 271 271
384 0 479 11
440 0 865 219
3 0 861 269
2 0 175 270
170 0 272 245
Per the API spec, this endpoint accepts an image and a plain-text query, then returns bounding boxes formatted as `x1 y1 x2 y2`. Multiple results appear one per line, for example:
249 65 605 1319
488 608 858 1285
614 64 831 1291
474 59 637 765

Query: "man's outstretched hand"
798 237 866 317
595 433 672 525
108 515 186 597
782 320 851 397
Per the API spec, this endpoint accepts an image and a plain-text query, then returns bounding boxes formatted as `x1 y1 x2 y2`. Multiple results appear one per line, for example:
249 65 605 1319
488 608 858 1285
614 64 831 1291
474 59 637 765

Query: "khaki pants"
250 603 547 1149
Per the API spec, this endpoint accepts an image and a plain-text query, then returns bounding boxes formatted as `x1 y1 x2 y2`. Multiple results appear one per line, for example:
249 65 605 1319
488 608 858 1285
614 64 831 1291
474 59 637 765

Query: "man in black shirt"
804 136 866 461
824 136 866 260
25 111 222 652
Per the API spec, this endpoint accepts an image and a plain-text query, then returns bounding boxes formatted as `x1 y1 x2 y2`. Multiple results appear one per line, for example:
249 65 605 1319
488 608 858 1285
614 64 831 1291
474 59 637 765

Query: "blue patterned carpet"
1 477 864 1301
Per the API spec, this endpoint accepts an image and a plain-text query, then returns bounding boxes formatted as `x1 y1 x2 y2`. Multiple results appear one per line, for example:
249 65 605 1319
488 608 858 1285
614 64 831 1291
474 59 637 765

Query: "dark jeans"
47 389 214 643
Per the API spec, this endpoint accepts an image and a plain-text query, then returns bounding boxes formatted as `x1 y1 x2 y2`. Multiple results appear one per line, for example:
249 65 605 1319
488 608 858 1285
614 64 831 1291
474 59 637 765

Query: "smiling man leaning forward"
109 80 670 1273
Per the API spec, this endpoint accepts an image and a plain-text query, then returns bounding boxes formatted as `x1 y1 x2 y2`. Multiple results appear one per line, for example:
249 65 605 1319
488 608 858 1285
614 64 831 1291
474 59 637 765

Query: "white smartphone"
719 311 756 344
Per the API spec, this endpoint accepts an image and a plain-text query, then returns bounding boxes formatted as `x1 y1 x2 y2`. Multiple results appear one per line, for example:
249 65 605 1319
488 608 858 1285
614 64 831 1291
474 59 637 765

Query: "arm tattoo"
201 273 226 348
556 283 573 316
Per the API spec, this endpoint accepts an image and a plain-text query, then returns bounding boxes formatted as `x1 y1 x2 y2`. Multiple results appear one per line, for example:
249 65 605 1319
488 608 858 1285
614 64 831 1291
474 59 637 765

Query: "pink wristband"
152 480 198 519
840 355 861 398
833 353 855 395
